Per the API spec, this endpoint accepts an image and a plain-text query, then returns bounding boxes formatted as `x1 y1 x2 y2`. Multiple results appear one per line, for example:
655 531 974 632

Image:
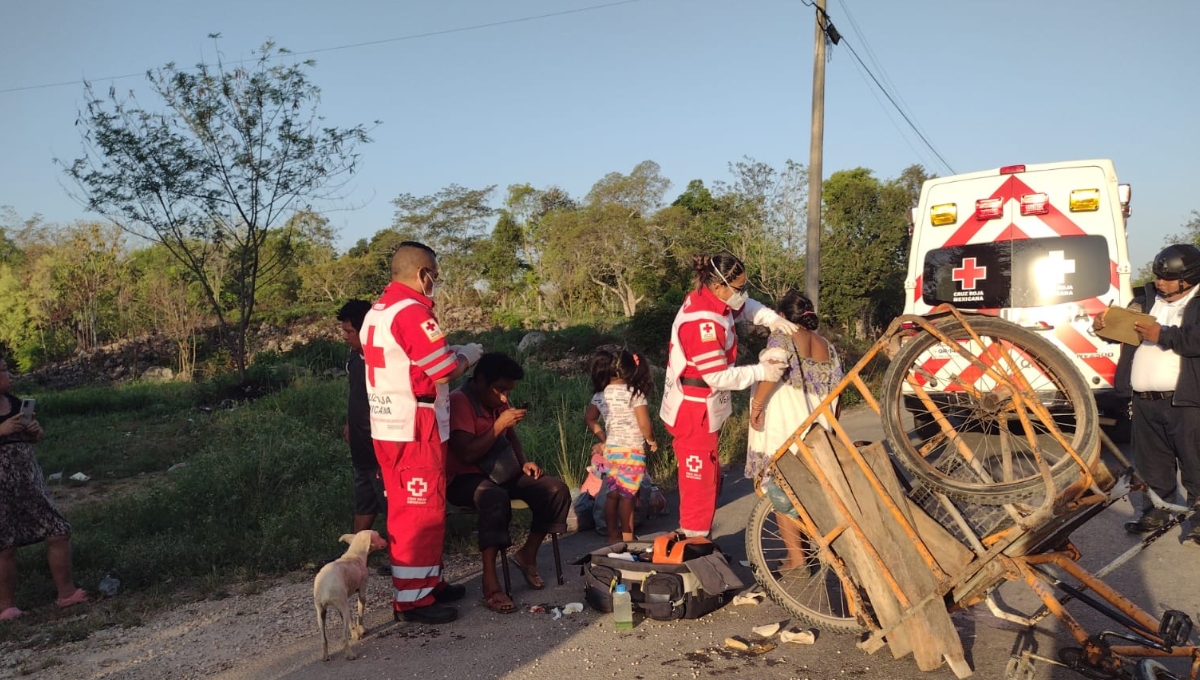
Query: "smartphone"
516 402 531 411
19 398 35 423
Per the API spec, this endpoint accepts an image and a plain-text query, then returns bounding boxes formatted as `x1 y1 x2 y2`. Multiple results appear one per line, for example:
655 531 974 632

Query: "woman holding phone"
0 359 87 620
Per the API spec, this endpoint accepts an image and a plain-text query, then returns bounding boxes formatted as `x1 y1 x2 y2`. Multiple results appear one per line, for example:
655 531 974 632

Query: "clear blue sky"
2 0 1197 272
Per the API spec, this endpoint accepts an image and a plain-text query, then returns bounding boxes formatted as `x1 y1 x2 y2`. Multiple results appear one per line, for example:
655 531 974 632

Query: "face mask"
712 263 747 310
420 269 440 298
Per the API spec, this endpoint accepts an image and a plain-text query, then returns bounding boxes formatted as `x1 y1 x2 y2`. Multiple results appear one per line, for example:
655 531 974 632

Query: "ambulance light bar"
1020 193 1049 216
1118 183 1132 217
975 198 1004 220
930 203 957 226
1000 165 1026 175
1069 188 1100 212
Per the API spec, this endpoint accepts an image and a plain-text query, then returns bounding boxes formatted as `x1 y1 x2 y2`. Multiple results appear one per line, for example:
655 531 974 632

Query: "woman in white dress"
744 290 843 571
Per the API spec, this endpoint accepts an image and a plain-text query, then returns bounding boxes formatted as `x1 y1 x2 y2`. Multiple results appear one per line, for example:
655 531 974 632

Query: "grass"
1 325 760 648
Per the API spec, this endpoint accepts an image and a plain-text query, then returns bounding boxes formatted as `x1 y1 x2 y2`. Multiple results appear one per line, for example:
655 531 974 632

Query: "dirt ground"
0 551 481 680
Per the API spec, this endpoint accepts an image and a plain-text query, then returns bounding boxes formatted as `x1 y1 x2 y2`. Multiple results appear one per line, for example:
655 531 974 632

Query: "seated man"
447 353 570 614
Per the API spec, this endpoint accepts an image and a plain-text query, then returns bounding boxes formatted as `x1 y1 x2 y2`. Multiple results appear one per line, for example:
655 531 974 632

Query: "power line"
838 37 956 174
807 1 956 175
0 0 648 95
833 0 936 147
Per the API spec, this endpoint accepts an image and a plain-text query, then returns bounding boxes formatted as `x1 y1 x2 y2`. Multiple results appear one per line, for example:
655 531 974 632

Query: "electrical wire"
804 0 955 174
834 0 936 150
838 37 956 174
0 0 649 95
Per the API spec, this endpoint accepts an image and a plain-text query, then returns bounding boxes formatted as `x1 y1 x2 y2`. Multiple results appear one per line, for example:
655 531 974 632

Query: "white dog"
313 530 388 661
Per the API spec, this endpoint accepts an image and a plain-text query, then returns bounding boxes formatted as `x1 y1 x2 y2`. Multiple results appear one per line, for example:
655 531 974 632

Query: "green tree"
543 161 673 317
819 165 929 337
389 184 496 305
477 210 526 306
61 40 374 381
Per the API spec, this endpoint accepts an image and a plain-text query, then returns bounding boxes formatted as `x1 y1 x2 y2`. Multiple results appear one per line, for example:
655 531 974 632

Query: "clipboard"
1095 306 1155 346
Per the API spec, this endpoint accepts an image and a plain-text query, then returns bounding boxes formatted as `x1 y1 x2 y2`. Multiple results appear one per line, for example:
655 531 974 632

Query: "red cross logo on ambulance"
952 257 987 290
1034 250 1076 297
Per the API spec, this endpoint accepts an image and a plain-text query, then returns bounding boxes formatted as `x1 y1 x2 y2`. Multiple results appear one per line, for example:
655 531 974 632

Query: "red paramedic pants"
373 407 447 612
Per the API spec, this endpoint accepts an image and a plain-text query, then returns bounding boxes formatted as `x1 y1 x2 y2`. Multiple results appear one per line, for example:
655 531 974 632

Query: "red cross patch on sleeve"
421 319 444 341
699 321 717 343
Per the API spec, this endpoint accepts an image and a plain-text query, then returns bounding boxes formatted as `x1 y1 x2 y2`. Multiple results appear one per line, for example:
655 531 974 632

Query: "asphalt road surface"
237 407 1199 680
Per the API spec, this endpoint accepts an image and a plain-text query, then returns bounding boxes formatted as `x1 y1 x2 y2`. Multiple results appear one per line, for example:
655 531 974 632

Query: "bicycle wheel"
880 317 1100 505
1134 659 1184 680
745 495 867 634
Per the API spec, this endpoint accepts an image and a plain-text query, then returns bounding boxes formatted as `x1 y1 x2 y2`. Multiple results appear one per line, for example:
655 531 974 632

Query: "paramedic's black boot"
397 603 457 624
434 583 466 602
1124 507 1171 534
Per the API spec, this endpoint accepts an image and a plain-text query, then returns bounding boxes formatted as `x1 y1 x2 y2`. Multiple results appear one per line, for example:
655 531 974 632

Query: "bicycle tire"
745 495 867 634
1134 659 1184 680
880 317 1100 505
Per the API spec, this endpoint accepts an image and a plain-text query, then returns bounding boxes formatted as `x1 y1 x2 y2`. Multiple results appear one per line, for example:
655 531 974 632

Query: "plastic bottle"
612 584 634 630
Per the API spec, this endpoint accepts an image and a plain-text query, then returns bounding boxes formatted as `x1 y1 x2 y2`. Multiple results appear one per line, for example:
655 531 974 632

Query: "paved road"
235 408 1199 680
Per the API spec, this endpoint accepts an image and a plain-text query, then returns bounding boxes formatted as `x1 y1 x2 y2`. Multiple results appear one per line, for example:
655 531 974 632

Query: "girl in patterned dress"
585 349 658 543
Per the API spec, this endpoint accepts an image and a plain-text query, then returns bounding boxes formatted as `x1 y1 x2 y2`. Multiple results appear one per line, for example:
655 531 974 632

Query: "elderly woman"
0 359 87 620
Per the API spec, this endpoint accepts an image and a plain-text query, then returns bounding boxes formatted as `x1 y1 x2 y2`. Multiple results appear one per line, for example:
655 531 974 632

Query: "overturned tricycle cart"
747 305 1199 679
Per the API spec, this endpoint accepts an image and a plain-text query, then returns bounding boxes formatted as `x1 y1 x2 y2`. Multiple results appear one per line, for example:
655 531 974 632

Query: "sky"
1 0 1197 272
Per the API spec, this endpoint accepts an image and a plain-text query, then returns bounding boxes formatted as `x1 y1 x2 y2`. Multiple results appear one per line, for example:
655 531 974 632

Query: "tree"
542 161 674 317
477 210 526 306
819 165 929 337
62 40 374 380
390 184 496 305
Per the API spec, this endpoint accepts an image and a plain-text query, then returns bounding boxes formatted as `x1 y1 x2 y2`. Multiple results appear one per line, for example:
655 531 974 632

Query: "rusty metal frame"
754 305 1197 678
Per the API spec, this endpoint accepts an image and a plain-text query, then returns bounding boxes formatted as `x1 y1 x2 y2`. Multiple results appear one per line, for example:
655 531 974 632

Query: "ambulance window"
1010 236 1110 306
922 242 1011 309
922 236 1110 309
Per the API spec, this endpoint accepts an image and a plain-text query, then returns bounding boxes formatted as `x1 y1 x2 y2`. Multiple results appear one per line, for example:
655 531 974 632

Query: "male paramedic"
361 241 484 623
660 252 792 538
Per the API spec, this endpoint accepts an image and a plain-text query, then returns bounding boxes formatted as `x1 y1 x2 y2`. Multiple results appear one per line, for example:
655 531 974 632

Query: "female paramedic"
660 253 795 537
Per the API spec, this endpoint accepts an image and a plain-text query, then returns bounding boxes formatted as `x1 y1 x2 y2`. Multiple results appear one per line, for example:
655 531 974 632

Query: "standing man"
362 241 483 623
337 299 387 537
1095 243 1200 545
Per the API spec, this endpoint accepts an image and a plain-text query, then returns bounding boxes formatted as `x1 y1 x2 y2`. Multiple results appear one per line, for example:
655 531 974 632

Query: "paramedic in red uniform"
361 241 483 624
660 253 794 537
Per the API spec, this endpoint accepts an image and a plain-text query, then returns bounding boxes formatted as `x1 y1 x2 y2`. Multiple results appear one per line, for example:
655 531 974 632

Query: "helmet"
1152 244 1200 285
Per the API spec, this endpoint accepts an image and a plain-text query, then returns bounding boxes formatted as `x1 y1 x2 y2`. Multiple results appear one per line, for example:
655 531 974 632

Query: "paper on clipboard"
1095 306 1155 346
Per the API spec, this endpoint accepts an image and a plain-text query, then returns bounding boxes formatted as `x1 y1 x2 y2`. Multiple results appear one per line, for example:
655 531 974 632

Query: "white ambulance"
902 159 1134 431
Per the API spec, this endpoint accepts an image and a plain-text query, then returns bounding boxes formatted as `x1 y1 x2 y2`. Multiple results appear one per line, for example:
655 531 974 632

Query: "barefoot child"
585 349 658 543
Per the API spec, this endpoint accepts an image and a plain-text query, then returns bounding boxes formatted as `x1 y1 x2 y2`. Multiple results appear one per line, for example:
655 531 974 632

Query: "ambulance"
902 159 1134 432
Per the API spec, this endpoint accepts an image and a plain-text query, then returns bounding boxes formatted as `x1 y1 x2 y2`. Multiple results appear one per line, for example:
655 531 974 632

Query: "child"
585 349 658 543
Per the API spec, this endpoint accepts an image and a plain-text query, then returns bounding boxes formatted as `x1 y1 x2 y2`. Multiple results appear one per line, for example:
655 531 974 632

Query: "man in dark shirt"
338 299 387 534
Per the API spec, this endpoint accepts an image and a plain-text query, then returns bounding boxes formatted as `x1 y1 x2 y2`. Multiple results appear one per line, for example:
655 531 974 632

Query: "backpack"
575 533 743 621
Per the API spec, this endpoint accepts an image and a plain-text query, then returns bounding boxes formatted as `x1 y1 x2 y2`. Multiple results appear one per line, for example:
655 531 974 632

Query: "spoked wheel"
880 317 1100 505
745 495 868 634
1133 659 1185 680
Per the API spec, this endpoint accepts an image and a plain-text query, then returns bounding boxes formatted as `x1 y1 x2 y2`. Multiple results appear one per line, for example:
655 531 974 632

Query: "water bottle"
612 584 634 630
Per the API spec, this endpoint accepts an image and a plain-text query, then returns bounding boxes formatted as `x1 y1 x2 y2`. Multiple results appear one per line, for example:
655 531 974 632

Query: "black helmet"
1152 244 1200 285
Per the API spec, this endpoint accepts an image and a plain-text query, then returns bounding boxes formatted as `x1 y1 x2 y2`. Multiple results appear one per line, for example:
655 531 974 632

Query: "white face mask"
420 269 441 298
712 263 747 310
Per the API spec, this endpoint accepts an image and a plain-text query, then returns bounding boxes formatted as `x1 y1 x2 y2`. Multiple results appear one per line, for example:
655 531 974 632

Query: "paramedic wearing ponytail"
660 253 794 537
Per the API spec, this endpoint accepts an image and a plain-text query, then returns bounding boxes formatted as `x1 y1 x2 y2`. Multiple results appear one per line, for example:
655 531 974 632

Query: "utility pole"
805 0 828 312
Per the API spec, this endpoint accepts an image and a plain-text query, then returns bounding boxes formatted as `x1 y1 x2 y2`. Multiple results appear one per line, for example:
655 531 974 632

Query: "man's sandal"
510 555 545 590
482 591 517 614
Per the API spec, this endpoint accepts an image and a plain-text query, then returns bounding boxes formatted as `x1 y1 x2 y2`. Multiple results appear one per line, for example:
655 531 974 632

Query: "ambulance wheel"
745 495 868 634
880 317 1101 505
